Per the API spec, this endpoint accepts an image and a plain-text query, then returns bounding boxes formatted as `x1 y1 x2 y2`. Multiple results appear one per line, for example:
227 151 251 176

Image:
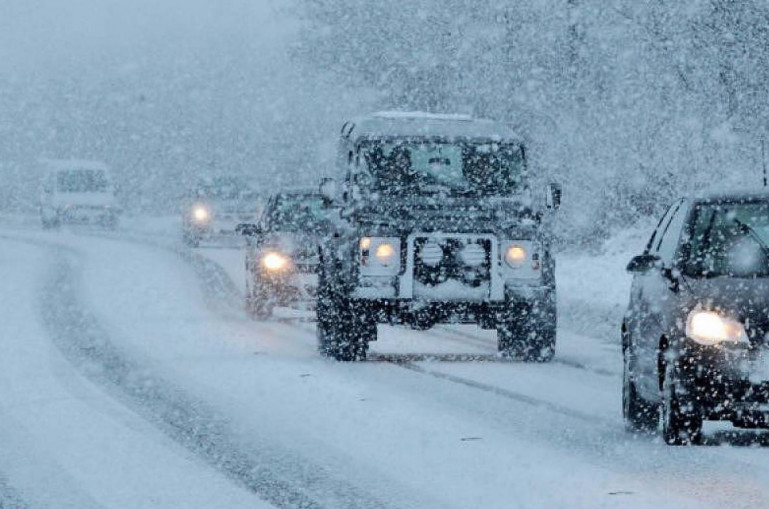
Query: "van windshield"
57 170 109 193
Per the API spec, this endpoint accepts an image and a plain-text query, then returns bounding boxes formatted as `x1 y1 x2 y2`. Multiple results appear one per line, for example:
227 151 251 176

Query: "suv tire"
316 273 373 361
662 359 702 445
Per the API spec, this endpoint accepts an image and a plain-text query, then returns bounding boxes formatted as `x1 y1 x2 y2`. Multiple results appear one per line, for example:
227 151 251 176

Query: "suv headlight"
360 237 400 276
502 240 541 275
504 244 527 267
686 310 748 346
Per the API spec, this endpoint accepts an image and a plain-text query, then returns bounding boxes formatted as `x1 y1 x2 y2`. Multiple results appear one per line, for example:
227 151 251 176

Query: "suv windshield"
683 200 769 278
57 169 109 193
359 140 524 196
267 194 326 232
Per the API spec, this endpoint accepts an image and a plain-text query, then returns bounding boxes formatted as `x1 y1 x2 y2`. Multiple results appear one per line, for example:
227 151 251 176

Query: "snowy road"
2 220 769 508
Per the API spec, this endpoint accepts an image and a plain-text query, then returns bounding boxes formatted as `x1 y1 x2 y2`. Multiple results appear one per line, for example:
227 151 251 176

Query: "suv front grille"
413 237 491 288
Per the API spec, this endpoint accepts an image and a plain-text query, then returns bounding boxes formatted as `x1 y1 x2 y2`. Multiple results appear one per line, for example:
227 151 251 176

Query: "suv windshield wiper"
733 218 769 257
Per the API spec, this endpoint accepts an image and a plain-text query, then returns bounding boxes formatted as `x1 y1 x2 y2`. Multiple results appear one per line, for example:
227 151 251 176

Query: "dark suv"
623 192 769 444
316 112 560 361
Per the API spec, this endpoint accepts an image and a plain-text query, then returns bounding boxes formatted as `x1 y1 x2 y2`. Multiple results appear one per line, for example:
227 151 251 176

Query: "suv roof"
694 188 769 203
343 111 523 143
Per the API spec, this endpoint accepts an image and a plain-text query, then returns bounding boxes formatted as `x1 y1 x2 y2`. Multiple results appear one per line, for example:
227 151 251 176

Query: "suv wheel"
497 318 555 363
622 344 659 432
317 282 373 361
661 359 702 445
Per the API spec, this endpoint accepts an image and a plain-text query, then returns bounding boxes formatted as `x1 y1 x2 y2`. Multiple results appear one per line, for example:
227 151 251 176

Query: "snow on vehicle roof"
343 111 523 143
694 188 769 202
40 158 110 172
274 186 320 197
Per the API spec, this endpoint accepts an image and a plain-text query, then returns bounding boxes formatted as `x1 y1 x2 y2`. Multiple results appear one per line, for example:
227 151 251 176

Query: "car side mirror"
319 177 338 204
236 223 262 237
626 253 662 273
546 183 562 211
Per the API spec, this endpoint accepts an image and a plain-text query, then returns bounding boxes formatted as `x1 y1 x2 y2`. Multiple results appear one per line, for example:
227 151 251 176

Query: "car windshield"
196 178 254 201
267 194 326 232
359 140 524 196
682 200 769 278
56 169 109 193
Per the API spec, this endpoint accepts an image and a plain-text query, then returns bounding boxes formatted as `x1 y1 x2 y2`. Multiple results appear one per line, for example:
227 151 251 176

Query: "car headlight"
262 251 290 271
360 237 400 275
686 310 748 346
192 205 210 223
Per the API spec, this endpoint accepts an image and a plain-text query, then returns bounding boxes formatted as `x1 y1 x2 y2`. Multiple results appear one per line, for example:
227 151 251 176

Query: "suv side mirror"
236 223 262 237
546 183 562 211
626 253 662 273
319 177 338 204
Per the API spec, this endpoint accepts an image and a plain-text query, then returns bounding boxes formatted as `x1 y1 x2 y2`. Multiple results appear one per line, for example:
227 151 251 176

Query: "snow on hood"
52 191 116 207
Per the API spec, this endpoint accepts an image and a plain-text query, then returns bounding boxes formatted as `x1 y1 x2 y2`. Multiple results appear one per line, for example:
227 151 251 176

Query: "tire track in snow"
384 360 608 426
29 238 391 509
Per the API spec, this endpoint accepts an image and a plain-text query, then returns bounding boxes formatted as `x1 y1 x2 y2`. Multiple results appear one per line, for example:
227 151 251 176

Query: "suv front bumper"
349 285 554 328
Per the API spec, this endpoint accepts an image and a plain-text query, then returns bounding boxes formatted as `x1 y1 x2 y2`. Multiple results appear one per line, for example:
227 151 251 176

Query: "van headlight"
360 237 400 275
686 310 748 346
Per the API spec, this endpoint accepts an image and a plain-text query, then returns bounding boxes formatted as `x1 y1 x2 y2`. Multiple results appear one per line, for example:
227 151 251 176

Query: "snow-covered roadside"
0 235 268 509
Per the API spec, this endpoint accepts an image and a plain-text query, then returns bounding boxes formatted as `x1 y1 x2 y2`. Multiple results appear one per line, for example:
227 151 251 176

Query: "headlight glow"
359 237 401 275
192 206 210 223
375 243 396 266
686 310 748 346
262 252 289 271
505 245 527 267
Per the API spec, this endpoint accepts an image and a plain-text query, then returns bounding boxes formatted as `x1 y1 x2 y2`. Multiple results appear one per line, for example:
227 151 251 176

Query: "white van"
40 160 119 228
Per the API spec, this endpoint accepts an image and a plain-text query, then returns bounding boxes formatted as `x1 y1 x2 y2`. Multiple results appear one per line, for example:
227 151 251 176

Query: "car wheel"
246 277 273 320
622 345 660 433
662 358 703 445
497 318 555 363
183 231 200 247
41 216 60 230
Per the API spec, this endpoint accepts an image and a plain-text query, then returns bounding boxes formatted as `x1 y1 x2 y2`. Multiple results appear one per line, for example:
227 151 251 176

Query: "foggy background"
2 0 768 242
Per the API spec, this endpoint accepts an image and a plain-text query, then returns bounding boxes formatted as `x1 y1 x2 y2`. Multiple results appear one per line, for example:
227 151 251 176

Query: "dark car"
241 190 329 319
316 112 561 361
623 192 769 444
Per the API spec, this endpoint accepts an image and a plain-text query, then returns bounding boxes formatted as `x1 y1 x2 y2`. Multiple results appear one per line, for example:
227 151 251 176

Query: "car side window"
657 200 688 264
645 203 676 254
